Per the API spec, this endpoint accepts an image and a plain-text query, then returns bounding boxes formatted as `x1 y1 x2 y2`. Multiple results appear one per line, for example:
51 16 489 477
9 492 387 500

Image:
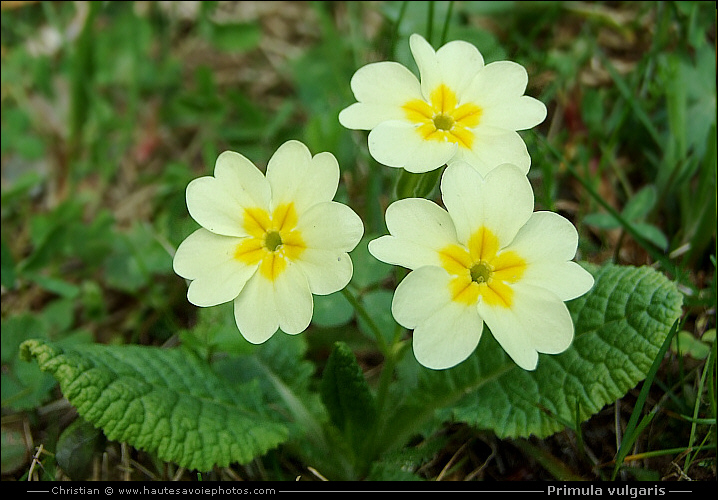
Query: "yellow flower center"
438 226 526 308
234 203 306 281
402 84 482 149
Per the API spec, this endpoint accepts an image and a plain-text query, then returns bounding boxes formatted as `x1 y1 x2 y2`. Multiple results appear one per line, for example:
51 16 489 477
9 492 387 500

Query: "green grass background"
1 1 715 481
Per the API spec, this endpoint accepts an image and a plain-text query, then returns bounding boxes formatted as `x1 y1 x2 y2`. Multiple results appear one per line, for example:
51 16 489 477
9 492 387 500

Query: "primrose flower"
368 162 594 370
173 140 364 343
339 34 547 175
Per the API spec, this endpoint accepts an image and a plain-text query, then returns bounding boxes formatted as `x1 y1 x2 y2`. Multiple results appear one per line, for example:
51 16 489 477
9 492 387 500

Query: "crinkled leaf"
19 340 288 471
381 263 683 450
320 342 377 443
213 333 324 440
212 333 356 479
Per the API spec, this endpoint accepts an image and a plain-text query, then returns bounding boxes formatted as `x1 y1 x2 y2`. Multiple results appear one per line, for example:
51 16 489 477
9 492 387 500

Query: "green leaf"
56 417 104 481
672 329 714 360
632 222 669 250
379 263 683 452
394 168 443 199
25 273 81 299
1 314 56 410
612 318 678 479
622 185 657 221
213 333 325 441
1 424 29 476
584 212 621 230
313 291 354 328
19 340 288 471
104 222 172 293
0 237 16 289
320 342 377 444
212 333 357 479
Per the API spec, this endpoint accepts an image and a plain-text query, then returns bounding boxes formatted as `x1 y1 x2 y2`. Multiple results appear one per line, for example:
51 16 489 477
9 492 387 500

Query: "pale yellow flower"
173 140 364 343
339 34 547 175
369 162 594 370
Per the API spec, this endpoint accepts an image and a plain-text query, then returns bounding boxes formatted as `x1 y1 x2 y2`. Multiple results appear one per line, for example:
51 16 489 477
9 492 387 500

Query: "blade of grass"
611 318 681 480
540 136 690 290
439 1 454 45
389 1 408 57
601 443 715 467
600 52 662 148
512 439 586 481
684 333 717 471
426 1 435 46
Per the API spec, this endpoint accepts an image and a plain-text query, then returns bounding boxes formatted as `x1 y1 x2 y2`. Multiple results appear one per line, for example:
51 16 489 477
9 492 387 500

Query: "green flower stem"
394 166 444 200
340 286 414 476
341 286 389 356
360 339 411 477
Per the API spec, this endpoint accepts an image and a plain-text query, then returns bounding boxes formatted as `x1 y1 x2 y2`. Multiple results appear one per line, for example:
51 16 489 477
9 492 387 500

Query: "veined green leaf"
379 263 683 451
320 342 377 443
19 340 288 471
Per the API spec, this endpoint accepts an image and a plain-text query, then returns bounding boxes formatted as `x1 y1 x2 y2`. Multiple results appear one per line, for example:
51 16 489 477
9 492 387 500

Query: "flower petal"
452 129 531 176
368 198 458 270
392 267 453 327
186 151 271 237
411 34 484 99
477 283 574 370
507 211 579 261
266 140 339 214
338 102 405 131
441 162 534 245
480 95 548 132
338 61 423 130
409 33 440 99
295 248 354 295
233 273 280 344
392 266 483 369
435 39 485 96
293 200 362 295
233 261 313 343
368 120 458 172
296 201 364 253
412 300 484 370
465 61 529 105
273 262 314 334
173 228 257 307
504 211 594 300
522 261 595 302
